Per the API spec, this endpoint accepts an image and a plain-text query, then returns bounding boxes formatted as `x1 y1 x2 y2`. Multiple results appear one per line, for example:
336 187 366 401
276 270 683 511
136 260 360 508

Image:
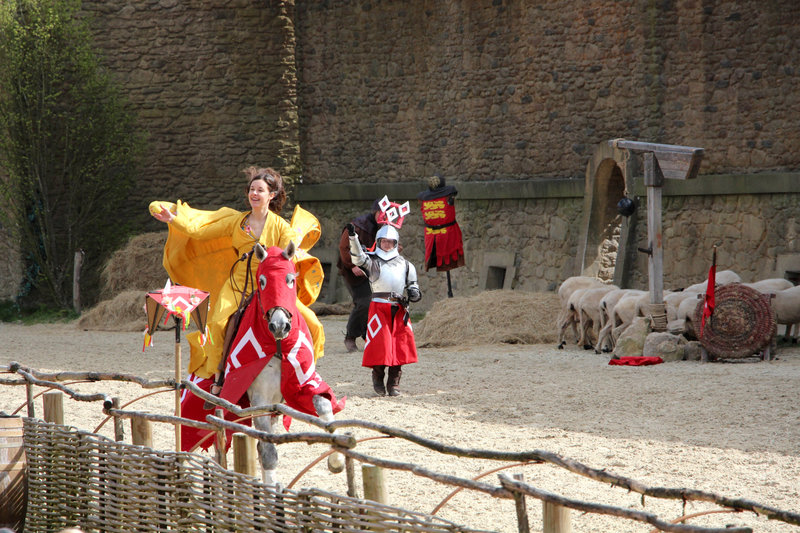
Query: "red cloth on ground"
608 356 664 366
362 301 418 367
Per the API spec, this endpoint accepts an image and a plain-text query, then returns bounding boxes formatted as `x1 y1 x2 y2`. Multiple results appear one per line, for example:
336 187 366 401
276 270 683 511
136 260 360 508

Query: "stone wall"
2 0 800 307
306 194 584 309
295 0 800 184
81 0 301 224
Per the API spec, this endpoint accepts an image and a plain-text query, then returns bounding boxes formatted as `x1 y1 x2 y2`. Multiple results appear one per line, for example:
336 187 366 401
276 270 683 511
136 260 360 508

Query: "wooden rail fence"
2 362 800 533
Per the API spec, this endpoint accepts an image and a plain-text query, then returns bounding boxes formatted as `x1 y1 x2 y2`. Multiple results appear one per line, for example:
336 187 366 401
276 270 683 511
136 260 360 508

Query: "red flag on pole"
700 246 717 336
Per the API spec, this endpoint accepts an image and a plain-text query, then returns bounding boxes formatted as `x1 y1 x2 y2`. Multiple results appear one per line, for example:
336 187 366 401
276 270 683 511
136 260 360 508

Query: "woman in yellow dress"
149 166 325 392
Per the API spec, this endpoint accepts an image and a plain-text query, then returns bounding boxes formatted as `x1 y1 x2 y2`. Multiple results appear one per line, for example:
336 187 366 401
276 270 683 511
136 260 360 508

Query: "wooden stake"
131 416 153 448
543 501 571 533
73 249 83 314
362 464 387 504
512 473 530 533
42 390 63 425
214 408 227 469
111 397 124 441
233 432 257 477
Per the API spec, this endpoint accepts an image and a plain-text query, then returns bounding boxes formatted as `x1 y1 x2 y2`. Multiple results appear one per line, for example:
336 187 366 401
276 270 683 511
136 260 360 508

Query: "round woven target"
692 283 776 359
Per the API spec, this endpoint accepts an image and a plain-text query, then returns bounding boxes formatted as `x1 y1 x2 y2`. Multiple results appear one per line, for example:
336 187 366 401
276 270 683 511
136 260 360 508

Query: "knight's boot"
387 365 402 397
371 366 386 396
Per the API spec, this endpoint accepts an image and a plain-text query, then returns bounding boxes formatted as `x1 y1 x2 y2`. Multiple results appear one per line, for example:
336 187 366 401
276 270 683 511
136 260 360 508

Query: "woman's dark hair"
243 166 286 213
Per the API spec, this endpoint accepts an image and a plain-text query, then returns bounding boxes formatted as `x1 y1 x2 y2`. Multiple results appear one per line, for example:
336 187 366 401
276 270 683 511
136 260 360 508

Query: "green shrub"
0 0 145 310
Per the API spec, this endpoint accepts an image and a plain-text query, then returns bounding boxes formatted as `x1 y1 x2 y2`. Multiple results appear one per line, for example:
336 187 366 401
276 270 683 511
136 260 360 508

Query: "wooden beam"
609 139 704 180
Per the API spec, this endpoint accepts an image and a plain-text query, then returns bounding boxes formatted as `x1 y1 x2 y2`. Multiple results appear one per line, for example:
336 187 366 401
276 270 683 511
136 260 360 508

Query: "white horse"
230 242 344 485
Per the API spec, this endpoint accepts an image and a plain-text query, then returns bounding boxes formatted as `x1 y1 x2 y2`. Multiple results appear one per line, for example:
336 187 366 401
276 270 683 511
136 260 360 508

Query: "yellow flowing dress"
148 200 326 380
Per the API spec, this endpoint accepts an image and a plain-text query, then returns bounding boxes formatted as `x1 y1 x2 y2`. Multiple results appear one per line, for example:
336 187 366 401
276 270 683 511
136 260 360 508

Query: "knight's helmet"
373 195 410 261
375 224 400 260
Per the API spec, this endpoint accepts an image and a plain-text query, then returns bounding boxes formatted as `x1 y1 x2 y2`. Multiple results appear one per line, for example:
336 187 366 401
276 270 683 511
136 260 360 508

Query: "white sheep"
770 285 800 343
682 270 741 293
577 285 620 349
595 289 646 353
557 287 591 349
556 276 605 348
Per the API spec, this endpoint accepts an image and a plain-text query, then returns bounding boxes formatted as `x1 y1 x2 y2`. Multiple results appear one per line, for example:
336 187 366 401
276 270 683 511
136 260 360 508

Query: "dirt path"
1 316 799 532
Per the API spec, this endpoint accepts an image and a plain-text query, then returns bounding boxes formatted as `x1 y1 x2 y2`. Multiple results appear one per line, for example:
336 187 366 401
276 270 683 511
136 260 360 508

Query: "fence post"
25 382 35 418
214 408 227 469
232 432 257 477
111 397 124 441
345 456 359 498
362 464 387 504
131 416 153 448
512 473 530 533
543 501 571 533
43 390 63 424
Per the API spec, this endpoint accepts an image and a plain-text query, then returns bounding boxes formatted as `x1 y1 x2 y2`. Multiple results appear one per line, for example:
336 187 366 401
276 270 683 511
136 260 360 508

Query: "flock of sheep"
556 273 800 354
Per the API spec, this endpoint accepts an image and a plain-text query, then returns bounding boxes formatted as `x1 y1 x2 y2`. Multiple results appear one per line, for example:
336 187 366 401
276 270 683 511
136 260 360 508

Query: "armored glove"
346 223 356 236
407 286 422 302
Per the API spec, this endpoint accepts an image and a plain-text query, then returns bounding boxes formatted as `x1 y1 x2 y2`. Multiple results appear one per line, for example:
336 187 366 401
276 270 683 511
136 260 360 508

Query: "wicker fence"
3 363 800 533
21 418 482 532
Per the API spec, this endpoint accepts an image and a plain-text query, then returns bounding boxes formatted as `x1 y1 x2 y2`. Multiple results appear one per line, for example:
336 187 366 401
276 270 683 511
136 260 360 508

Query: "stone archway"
576 142 640 286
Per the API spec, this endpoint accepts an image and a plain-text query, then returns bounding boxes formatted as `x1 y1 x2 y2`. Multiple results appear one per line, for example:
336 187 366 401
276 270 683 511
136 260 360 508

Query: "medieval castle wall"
2 0 800 308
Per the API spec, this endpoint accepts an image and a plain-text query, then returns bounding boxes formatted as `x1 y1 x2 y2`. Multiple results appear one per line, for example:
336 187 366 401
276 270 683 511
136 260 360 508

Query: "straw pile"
415 290 560 347
100 232 168 300
78 232 167 331
77 290 148 332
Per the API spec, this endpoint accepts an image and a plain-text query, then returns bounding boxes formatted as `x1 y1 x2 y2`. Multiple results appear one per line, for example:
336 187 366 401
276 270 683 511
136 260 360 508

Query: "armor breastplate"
370 256 409 297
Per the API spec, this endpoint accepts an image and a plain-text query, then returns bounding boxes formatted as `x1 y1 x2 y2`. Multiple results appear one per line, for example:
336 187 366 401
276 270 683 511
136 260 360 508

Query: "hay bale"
101 232 168 300
77 290 147 332
415 290 559 347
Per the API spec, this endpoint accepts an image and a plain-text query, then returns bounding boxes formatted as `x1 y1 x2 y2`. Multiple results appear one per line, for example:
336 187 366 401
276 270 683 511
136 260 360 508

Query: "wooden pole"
543 501 571 533
344 432 359 497
42 390 64 425
214 408 227 469
345 456 359 498
25 382 35 418
73 249 83 314
644 152 664 306
512 473 530 533
361 464 387 504
174 316 182 452
111 397 124 441
131 416 153 448
232 433 258 477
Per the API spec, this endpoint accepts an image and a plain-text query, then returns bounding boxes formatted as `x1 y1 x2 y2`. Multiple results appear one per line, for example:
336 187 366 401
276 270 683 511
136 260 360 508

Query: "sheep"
770 285 800 344
558 275 606 306
682 270 741 293
595 289 646 353
741 278 797 340
556 276 605 348
743 278 794 293
598 288 627 331
577 285 620 349
557 287 591 349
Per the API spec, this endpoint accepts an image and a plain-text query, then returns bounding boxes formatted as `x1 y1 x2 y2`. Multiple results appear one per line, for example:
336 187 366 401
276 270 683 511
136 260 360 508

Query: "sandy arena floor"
1 315 799 532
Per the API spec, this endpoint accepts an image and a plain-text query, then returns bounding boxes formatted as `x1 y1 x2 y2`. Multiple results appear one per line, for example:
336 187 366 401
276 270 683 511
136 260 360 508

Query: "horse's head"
254 241 299 341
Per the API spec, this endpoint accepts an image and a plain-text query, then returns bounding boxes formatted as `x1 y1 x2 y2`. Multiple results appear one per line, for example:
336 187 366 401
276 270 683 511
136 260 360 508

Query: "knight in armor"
347 222 421 396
